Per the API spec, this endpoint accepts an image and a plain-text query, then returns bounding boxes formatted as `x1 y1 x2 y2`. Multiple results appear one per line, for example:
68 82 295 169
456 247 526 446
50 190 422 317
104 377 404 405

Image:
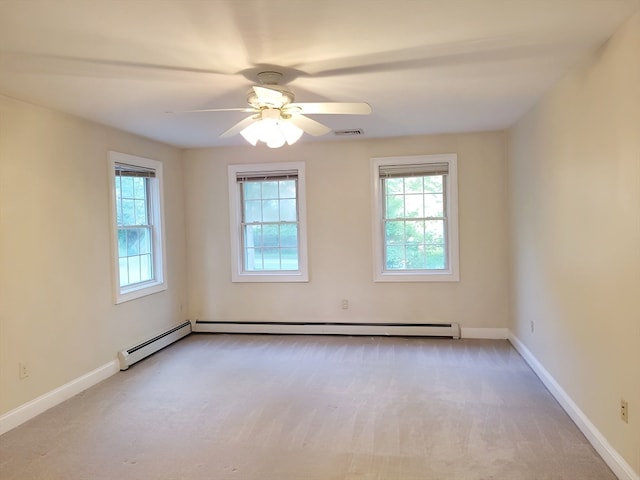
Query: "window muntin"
228 162 308 282
109 152 166 303
372 155 459 282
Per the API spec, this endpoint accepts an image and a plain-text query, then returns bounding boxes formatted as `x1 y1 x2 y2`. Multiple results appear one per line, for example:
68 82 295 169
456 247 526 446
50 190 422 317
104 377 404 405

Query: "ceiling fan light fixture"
239 108 303 148
279 120 304 145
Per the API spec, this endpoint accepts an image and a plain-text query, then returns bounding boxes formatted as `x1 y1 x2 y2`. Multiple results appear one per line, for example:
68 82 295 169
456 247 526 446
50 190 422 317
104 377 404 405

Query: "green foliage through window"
383 174 447 271
241 179 299 271
115 172 154 287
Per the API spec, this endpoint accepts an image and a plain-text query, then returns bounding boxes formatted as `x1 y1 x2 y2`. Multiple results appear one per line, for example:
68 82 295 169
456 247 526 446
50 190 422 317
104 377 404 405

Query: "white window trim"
371 154 460 282
228 161 309 283
108 151 167 303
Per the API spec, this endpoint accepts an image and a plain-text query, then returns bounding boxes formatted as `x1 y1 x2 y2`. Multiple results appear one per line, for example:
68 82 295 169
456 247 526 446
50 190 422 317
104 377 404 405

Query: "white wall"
508 11 640 476
0 96 188 415
184 131 510 331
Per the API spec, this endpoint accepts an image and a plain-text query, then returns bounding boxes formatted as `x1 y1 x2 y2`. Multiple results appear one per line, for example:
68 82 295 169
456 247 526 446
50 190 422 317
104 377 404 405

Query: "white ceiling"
1 0 638 148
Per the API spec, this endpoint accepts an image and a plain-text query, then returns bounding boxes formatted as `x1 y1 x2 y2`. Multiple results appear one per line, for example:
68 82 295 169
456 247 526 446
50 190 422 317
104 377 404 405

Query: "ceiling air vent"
334 129 364 136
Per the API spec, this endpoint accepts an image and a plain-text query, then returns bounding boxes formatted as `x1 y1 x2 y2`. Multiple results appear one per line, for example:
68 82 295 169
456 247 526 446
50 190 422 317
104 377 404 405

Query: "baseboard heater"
194 320 460 339
118 321 192 370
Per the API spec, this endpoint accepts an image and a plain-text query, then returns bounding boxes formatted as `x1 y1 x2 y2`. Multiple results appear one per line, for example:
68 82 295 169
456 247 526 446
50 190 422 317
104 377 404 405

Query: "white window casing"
371 154 460 282
108 151 167 303
228 161 309 283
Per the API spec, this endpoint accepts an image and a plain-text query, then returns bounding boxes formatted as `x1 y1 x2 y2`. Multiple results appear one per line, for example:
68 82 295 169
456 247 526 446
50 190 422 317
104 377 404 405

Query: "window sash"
381 173 449 272
238 177 300 273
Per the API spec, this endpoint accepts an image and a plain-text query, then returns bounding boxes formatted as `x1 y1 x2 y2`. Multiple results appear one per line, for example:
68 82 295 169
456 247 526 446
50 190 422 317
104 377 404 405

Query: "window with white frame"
108 152 166 303
371 154 459 282
228 162 308 282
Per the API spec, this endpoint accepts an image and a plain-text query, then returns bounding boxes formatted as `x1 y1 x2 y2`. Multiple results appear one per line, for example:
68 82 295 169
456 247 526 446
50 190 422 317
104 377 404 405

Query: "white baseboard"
461 327 509 339
0 360 119 436
509 333 639 480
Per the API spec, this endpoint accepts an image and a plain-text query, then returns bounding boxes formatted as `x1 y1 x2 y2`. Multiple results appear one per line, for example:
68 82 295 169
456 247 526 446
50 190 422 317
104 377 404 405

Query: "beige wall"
508 11 640 474
184 131 510 330
0 96 188 415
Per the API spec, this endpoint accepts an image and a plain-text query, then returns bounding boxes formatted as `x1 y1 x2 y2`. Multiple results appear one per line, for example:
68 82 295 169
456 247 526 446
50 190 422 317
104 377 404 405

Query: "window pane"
404 176 423 194
385 221 404 244
405 220 425 244
134 199 147 225
280 224 298 247
140 253 153 282
424 175 443 193
244 225 261 248
425 220 444 244
120 176 134 198
126 229 140 256
139 227 151 254
244 182 262 200
262 224 279 247
424 193 443 217
262 200 279 222
281 248 299 270
405 245 427 269
385 195 404 219
263 248 280 269
426 245 446 269
262 181 279 199
121 199 135 224
279 199 297 222
119 257 129 286
127 256 141 284
133 177 146 198
385 245 405 269
385 178 404 194
118 229 127 257
245 247 262 270
279 180 296 198
404 194 423 218
244 200 262 223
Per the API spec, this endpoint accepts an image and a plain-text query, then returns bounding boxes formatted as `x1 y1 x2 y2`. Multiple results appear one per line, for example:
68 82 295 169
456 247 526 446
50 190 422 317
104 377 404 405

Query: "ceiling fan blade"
288 115 331 136
287 102 372 115
220 115 259 138
0 51 233 79
253 86 285 106
167 107 255 114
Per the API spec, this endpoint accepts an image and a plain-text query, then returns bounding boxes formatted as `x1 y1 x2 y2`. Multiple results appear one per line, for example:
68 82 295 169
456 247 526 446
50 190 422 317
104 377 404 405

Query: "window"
108 152 166 303
371 154 459 282
228 162 308 282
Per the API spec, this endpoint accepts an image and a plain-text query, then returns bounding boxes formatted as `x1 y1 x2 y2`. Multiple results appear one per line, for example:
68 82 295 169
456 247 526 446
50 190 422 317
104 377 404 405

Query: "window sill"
115 281 167 304
232 272 309 283
374 271 459 282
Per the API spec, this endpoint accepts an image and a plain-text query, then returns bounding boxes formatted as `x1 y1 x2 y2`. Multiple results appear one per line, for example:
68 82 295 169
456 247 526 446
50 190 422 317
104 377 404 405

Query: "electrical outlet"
621 399 628 423
19 362 29 379
341 299 349 310
530 320 535 333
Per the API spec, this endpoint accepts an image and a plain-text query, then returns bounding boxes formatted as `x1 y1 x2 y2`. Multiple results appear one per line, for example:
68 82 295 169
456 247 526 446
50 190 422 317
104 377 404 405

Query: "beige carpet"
0 334 615 479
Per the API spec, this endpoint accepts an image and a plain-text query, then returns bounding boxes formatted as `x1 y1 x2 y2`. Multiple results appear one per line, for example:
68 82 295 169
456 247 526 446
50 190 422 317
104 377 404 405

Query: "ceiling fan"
175 71 372 148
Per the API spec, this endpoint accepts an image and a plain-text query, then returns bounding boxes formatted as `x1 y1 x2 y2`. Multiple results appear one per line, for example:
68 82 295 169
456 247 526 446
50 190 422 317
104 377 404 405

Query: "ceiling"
1 0 638 148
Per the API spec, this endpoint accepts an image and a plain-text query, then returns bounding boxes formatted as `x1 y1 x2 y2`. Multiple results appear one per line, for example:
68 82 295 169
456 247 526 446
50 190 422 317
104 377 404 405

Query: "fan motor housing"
246 86 295 108
246 71 295 108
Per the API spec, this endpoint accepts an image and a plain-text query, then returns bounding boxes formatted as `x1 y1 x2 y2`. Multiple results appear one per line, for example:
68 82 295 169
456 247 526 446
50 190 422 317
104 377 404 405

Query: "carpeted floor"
0 334 616 479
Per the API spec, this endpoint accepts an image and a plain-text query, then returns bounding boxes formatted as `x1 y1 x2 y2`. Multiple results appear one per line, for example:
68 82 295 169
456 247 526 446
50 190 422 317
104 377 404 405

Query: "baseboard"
0 360 119 436
460 327 509 339
509 333 639 480
194 320 460 338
